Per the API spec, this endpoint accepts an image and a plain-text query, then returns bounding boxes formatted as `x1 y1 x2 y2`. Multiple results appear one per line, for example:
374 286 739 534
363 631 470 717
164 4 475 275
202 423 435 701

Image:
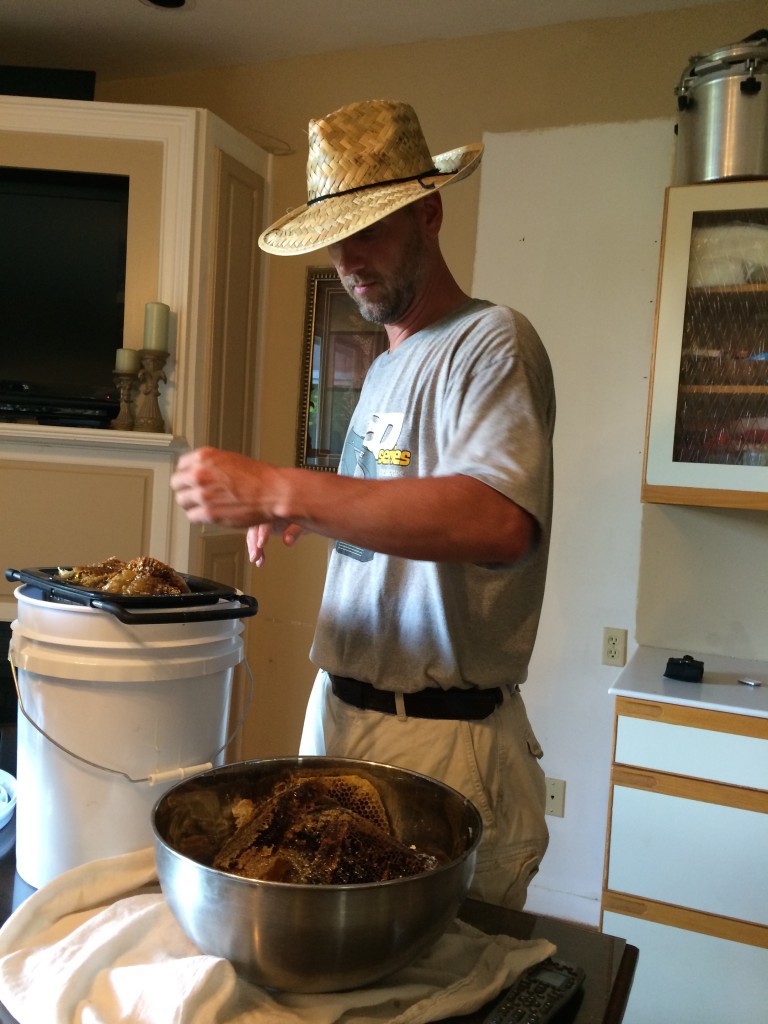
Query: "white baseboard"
523 885 601 928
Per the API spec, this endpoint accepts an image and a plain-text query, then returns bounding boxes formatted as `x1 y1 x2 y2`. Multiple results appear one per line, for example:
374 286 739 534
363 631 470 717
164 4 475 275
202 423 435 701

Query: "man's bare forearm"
171 448 535 563
271 468 534 563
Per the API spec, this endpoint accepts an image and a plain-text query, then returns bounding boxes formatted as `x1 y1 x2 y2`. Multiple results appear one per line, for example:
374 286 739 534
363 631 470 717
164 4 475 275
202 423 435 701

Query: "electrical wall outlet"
602 627 628 667
545 777 566 817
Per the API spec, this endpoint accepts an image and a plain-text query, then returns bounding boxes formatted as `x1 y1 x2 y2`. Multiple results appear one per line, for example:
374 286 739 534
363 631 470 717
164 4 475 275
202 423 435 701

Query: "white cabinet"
613 711 768 787
602 694 768 1023
643 180 768 509
601 910 768 1024
0 96 269 618
608 780 768 923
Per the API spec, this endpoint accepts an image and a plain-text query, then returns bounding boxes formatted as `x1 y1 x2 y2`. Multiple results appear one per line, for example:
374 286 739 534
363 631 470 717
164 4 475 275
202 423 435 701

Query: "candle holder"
134 350 169 433
110 371 139 431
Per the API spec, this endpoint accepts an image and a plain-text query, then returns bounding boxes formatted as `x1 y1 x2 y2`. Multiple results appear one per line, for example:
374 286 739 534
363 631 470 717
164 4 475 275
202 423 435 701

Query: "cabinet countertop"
610 645 768 720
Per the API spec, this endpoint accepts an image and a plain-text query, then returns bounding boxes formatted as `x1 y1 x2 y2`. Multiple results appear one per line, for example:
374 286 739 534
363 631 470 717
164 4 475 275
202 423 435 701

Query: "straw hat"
258 99 483 256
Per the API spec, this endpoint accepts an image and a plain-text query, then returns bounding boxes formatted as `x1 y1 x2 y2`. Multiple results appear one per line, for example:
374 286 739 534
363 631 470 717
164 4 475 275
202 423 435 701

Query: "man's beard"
341 218 427 324
352 281 413 324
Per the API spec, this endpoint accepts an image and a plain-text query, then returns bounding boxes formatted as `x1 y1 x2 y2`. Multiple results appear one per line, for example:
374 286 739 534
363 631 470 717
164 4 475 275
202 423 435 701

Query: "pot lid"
678 29 768 90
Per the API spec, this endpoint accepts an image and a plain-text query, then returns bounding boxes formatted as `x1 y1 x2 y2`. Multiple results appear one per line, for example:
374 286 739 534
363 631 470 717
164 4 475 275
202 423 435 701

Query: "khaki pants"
300 671 549 910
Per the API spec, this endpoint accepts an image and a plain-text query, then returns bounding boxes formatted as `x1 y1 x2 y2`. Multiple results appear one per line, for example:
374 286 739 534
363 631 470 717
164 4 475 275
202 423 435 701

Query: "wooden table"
450 900 637 1023
0 814 636 1024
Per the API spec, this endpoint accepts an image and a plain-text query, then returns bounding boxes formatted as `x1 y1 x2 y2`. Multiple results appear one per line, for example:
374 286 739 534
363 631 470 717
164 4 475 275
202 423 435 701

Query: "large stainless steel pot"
153 757 483 993
675 29 768 183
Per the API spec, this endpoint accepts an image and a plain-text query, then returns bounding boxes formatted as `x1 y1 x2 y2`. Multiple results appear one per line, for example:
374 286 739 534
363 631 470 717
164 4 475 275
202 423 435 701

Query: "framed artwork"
296 267 388 471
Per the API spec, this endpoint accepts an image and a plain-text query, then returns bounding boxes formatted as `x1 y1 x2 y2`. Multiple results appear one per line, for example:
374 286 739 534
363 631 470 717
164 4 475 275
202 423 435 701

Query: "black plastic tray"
5 567 258 624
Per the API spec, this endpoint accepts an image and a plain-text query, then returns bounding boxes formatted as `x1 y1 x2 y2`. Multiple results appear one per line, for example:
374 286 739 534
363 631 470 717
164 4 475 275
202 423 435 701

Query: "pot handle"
90 592 258 624
742 29 768 44
741 71 762 95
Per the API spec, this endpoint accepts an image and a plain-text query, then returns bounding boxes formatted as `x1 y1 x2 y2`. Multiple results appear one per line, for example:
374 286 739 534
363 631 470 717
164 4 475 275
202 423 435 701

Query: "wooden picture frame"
642 180 768 507
296 267 388 471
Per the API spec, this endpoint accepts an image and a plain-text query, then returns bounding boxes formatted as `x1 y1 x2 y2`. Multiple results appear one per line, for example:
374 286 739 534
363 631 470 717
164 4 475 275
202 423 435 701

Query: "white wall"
473 121 676 923
637 503 768 659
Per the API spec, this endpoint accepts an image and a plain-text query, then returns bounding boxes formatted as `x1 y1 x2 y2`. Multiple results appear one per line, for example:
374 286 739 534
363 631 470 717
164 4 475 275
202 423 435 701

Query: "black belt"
329 675 503 721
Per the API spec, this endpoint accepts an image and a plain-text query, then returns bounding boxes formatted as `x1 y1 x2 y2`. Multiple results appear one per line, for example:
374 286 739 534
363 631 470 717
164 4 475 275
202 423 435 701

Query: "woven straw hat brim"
258 142 483 256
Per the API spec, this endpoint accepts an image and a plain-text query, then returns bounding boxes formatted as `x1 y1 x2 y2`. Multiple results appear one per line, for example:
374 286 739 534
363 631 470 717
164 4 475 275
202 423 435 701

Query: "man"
171 99 555 910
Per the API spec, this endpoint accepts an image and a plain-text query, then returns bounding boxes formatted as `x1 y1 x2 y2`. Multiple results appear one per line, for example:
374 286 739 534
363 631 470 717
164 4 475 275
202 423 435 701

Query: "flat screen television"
0 166 129 427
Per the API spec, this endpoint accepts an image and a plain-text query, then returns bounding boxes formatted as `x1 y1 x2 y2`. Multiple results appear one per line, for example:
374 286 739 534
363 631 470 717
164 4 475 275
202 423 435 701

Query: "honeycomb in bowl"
212 773 440 885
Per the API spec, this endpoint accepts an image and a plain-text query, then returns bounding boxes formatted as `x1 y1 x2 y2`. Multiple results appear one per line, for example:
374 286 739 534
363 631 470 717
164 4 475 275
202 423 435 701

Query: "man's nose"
330 237 364 275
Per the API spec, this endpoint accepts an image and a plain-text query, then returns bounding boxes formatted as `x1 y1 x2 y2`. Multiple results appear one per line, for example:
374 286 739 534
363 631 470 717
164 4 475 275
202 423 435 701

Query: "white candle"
143 301 170 350
114 347 142 373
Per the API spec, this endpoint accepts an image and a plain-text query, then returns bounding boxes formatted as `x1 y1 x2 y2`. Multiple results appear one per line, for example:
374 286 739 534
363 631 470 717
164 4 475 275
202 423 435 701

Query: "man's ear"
419 192 444 237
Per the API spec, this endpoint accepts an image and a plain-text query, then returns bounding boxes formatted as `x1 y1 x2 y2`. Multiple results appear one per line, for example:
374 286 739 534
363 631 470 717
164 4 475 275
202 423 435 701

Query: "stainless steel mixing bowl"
152 756 482 993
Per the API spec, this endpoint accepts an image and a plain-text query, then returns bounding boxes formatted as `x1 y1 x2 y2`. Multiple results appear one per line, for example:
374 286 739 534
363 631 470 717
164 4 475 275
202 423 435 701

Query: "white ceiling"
0 0 748 82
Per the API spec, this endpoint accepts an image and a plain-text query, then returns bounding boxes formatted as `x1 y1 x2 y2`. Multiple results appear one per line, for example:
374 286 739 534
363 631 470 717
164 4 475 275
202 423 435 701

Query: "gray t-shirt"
310 298 555 693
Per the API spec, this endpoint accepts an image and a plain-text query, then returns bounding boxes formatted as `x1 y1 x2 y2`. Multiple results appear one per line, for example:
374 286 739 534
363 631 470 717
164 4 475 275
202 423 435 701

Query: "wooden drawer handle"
613 767 658 789
605 894 649 917
620 700 664 719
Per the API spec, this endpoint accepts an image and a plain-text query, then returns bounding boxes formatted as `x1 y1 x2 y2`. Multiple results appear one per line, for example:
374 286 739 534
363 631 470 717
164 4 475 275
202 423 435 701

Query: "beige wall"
96 1 767 759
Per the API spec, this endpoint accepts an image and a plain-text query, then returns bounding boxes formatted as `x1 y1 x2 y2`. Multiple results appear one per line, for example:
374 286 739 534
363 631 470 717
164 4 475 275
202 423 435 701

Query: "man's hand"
171 447 278 528
247 523 304 566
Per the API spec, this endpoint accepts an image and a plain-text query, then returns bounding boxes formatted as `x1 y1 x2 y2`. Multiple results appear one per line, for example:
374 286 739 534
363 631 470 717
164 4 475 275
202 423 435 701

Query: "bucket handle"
7 648 254 786
90 593 258 625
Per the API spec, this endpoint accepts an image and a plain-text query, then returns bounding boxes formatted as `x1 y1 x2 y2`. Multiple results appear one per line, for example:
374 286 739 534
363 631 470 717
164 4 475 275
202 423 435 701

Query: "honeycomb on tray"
56 556 190 596
212 773 440 885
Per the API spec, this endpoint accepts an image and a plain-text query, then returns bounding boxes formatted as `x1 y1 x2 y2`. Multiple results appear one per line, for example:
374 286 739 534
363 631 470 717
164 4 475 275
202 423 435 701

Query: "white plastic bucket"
9 584 249 888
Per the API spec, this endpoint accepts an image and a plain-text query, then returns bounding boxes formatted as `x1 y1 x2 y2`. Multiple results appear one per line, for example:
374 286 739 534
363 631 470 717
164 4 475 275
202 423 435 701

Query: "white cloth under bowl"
0 848 554 1024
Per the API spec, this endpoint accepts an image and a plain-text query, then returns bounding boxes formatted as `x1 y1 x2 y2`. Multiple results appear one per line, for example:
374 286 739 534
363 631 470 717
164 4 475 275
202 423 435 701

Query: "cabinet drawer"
607 784 768 925
615 710 768 788
602 909 768 1024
